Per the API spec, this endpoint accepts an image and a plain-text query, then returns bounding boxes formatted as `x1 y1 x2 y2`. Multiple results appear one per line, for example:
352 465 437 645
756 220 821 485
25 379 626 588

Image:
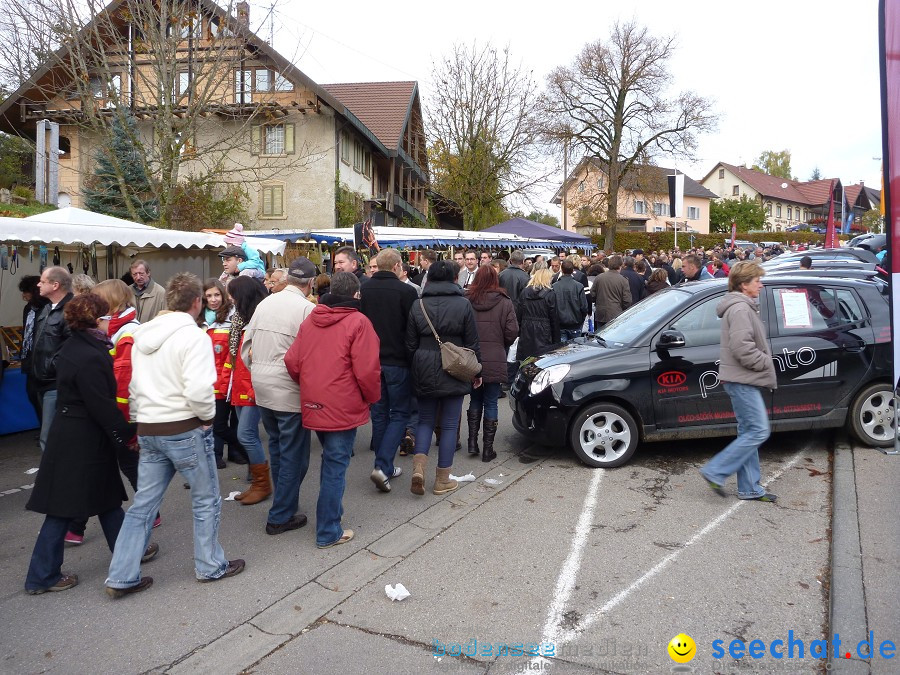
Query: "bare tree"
426 42 551 230
2 0 324 226
542 21 718 249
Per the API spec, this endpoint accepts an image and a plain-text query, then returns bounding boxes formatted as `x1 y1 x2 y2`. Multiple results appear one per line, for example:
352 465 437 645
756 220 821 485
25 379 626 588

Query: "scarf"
229 312 245 357
204 307 217 326
86 327 114 350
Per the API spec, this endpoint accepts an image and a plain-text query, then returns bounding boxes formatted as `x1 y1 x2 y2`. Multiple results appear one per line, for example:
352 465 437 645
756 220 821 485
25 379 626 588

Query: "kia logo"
657 371 687 387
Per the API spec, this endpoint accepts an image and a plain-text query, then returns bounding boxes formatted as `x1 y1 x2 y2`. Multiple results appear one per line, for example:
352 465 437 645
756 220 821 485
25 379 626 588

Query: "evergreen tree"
83 114 157 222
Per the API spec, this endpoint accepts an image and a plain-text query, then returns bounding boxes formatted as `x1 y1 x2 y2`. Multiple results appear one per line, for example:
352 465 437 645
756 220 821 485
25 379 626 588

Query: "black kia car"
510 275 894 468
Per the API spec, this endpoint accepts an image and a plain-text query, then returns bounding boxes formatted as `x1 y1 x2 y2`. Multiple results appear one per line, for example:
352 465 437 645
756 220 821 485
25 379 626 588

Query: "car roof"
675 273 881 296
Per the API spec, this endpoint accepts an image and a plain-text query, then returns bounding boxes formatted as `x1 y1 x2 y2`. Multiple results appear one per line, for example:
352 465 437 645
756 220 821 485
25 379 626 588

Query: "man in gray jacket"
241 257 316 535
590 255 632 329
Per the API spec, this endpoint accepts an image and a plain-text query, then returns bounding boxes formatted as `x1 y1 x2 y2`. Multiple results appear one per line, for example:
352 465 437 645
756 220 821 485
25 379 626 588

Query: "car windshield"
597 288 693 346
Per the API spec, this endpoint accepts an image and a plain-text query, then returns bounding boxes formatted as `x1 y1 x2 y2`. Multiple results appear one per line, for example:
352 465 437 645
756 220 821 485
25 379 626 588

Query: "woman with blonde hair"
515 268 560 361
700 260 778 502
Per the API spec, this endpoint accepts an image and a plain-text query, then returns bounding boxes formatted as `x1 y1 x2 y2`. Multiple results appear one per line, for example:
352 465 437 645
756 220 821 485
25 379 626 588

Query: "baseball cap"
219 245 247 260
288 257 317 280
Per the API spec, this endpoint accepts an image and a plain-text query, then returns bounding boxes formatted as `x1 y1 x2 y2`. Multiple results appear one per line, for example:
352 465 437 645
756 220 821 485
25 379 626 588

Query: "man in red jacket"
284 273 381 548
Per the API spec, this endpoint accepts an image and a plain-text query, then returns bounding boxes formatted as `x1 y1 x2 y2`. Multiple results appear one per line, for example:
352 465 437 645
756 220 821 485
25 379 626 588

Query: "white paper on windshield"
780 289 812 328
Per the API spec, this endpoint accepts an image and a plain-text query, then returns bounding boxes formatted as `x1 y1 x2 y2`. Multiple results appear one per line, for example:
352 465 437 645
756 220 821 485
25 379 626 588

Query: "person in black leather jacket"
552 260 589 341
516 268 561 361
406 260 481 497
31 267 74 451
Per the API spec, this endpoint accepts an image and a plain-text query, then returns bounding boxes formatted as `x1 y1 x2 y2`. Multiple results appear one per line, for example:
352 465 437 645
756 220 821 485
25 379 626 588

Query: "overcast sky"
257 0 884 214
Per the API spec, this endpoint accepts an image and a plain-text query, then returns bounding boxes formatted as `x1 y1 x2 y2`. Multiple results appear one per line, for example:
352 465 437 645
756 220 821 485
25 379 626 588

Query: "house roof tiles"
714 162 838 207
322 81 416 152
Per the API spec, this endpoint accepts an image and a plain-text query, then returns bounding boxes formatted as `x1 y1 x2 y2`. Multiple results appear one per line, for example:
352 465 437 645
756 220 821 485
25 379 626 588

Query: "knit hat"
224 223 245 245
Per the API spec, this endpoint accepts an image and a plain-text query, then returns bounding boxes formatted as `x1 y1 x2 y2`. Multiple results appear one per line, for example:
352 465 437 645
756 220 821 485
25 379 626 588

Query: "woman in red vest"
202 279 249 469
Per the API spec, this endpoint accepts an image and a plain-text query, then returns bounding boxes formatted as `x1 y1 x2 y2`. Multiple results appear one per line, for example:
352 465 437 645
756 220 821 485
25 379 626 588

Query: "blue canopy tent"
248 226 565 250
481 218 594 248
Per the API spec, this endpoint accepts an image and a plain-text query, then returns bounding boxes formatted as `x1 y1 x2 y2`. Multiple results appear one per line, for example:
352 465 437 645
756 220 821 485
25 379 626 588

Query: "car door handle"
842 342 865 353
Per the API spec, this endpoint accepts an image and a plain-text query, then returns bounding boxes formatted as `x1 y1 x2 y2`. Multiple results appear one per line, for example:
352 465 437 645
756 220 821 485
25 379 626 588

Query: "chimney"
236 1 249 25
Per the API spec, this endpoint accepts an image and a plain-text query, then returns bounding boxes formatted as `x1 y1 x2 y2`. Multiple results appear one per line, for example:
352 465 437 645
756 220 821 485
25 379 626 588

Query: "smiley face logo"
667 633 696 663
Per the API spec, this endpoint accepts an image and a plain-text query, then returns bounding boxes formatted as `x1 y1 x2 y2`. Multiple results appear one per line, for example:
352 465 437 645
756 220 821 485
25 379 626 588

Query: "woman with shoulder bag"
406 260 481 496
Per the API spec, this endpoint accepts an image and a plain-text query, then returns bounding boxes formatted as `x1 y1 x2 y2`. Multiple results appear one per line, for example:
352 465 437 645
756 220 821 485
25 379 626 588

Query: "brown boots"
410 453 427 495
482 418 498 462
467 409 482 456
433 467 459 495
236 462 272 505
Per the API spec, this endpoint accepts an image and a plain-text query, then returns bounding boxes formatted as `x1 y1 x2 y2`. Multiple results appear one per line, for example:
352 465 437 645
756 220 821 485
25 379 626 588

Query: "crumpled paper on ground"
24 468 39 474
449 473 476 482
385 583 410 601
484 478 503 486
224 491 242 501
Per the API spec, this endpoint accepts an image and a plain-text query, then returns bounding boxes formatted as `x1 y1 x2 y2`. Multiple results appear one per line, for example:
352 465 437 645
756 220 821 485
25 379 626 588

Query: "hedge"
590 230 850 253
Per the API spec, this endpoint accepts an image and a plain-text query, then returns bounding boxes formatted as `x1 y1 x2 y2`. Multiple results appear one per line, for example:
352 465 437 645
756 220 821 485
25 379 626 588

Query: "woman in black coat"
24 294 152 595
465 265 518 462
516 268 561 361
406 260 481 497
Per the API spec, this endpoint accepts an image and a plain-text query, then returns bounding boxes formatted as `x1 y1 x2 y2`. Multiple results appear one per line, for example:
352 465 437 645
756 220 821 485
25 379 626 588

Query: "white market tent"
4 207 285 254
0 207 285 327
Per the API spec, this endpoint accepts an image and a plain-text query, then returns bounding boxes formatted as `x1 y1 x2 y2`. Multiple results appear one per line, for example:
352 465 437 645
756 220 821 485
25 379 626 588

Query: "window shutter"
285 124 294 154
251 125 260 155
274 186 284 215
262 186 272 215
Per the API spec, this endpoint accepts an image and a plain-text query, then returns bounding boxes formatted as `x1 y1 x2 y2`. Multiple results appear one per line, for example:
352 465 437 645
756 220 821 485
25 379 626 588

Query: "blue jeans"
25 509 123 592
39 389 57 452
560 328 581 342
235 405 266 464
315 429 356 546
701 382 770 498
469 382 501 420
371 365 412 476
259 407 311 526
106 428 228 587
414 396 464 468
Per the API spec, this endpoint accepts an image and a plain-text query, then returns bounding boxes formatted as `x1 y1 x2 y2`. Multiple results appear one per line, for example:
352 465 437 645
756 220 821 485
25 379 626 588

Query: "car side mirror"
658 330 686 350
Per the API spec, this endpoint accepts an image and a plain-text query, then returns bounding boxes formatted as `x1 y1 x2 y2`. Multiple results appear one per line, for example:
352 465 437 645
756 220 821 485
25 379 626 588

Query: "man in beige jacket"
241 257 316 535
128 260 168 323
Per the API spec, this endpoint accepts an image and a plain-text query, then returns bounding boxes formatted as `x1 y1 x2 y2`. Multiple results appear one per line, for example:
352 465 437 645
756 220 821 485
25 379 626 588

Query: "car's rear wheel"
568 402 638 468
848 382 896 448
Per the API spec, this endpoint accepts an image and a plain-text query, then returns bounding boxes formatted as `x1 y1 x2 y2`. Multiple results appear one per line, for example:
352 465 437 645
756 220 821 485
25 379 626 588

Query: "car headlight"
529 364 570 396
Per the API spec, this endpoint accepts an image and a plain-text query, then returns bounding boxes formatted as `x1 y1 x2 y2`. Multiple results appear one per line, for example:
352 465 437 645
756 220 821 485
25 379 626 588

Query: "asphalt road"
0 399 833 674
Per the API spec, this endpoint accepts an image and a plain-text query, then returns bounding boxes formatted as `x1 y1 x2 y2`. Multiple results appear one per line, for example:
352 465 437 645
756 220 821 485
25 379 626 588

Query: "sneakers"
141 542 159 563
317 529 354 549
265 514 308 535
371 467 403 493
27 573 78 595
199 559 245 582
152 515 162 529
741 492 778 502
105 577 153 598
700 471 727 498
64 532 84 545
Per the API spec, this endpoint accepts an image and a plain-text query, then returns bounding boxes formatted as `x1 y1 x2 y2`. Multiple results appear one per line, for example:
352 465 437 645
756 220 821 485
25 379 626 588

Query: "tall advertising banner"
824 180 837 249
731 221 737 249
879 0 900 452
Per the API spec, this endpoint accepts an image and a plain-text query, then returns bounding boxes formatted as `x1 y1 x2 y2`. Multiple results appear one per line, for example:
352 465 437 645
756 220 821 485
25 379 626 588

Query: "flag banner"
824 179 837 248
731 221 737 248
668 173 684 218
879 0 899 451
353 218 380 255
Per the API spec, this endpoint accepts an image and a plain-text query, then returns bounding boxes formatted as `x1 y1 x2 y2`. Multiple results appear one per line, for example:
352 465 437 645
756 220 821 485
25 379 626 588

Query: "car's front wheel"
848 382 896 448
568 402 638 468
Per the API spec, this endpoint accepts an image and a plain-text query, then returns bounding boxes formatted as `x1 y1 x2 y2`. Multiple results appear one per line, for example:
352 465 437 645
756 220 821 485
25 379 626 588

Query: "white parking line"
537 467 605 648
533 445 810 667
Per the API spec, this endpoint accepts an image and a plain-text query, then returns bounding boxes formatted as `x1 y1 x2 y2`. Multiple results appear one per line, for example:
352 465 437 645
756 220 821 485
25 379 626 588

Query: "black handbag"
419 299 481 382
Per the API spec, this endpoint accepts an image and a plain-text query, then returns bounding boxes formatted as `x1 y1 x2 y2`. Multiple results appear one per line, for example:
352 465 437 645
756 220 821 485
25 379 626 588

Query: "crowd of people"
15 225 787 597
